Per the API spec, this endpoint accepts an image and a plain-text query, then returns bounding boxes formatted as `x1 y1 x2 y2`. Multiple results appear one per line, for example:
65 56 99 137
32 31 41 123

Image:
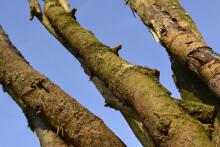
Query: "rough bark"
42 0 215 146
125 0 220 99
0 26 125 147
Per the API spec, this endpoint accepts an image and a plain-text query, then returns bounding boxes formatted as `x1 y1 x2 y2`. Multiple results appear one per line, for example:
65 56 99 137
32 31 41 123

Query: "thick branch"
125 1 220 145
43 0 214 146
0 26 125 147
29 1 156 146
125 0 220 99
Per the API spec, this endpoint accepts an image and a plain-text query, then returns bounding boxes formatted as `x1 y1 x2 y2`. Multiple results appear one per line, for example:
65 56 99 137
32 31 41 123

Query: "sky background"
0 0 220 147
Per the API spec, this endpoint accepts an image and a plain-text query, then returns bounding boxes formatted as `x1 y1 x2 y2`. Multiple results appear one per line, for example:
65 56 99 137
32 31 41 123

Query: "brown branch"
125 1 220 145
42 0 214 146
125 0 220 109
0 25 125 147
125 0 220 100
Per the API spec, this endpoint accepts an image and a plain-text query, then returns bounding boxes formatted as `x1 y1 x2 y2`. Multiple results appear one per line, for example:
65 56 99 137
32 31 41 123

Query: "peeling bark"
43 0 215 146
125 0 220 99
0 26 125 147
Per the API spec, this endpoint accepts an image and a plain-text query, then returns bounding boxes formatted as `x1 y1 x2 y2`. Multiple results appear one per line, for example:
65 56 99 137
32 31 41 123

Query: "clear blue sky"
0 1 220 146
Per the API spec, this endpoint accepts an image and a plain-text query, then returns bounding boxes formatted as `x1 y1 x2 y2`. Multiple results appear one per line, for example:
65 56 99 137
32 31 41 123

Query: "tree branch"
28 0 156 146
42 0 214 146
0 25 125 147
125 0 220 99
125 1 220 145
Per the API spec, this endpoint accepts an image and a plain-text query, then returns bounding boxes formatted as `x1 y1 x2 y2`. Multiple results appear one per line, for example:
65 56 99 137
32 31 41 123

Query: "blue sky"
0 0 220 146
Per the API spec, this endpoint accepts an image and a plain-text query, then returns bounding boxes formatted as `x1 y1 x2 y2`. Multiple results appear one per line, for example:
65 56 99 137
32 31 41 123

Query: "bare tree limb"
124 0 220 109
28 1 155 145
28 1 156 146
42 0 215 146
125 0 220 145
0 25 125 147
125 0 220 99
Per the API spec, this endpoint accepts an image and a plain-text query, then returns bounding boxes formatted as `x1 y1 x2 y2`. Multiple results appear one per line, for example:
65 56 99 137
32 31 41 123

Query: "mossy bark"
43 0 214 146
0 26 125 147
28 0 156 145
